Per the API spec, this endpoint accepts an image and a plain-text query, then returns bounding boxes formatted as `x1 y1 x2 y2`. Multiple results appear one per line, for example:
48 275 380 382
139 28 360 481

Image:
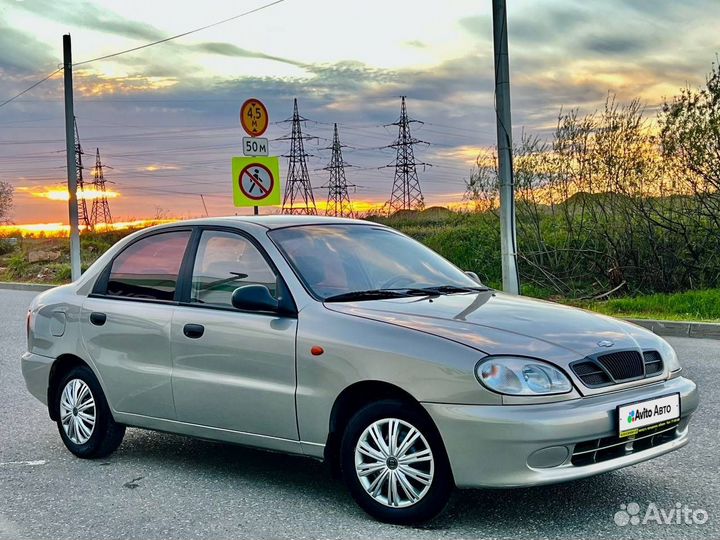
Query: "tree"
660 62 720 232
464 151 497 212
0 181 12 224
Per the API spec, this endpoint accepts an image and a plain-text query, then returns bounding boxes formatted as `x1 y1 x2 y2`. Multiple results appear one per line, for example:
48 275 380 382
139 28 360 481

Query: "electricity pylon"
323 123 355 217
280 99 317 215
73 117 91 229
90 148 112 227
387 96 427 213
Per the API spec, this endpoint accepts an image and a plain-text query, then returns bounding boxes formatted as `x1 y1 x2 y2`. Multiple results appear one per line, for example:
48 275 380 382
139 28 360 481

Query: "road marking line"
0 460 47 466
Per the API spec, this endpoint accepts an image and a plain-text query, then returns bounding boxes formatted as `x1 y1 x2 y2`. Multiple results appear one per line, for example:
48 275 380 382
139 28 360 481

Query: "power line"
0 68 62 111
73 0 287 67
0 0 286 113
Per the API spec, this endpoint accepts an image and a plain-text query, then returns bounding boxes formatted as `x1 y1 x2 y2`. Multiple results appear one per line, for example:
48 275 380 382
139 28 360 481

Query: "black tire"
340 399 453 524
54 365 125 459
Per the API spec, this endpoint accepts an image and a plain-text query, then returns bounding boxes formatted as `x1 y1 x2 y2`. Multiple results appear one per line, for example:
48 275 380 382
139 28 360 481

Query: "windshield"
268 224 483 300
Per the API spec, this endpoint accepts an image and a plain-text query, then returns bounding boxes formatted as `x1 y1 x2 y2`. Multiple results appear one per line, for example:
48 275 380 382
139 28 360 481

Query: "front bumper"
423 376 698 488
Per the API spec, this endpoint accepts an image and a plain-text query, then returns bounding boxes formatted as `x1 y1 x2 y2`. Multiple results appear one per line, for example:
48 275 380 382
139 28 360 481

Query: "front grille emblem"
597 340 614 348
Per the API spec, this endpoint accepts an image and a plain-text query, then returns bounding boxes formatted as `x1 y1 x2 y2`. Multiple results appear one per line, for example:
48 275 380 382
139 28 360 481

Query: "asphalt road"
1 289 718 540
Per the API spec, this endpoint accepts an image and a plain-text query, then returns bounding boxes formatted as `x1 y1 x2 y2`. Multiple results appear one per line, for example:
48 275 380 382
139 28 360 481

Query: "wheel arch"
47 353 93 421
324 380 433 473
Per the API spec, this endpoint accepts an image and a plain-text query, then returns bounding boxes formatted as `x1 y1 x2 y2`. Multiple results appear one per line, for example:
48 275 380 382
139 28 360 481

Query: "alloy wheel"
354 418 434 508
59 379 96 445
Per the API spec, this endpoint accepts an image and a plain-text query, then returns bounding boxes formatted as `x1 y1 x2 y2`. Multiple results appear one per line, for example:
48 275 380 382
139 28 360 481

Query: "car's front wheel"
340 400 453 524
54 365 125 459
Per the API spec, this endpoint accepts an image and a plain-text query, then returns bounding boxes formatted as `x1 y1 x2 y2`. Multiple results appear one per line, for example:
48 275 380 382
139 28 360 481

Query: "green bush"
0 239 15 256
6 252 28 278
54 263 72 282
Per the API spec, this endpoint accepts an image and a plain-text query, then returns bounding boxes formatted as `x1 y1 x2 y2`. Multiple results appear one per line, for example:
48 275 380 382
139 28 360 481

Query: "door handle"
183 323 205 339
90 312 106 326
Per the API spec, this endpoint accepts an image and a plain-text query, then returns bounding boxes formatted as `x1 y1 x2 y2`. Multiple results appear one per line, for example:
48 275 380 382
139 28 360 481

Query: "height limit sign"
231 156 281 208
240 98 268 136
240 98 269 156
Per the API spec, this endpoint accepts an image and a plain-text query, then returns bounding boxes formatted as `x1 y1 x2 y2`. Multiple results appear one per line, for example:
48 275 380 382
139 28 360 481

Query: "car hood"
324 291 660 367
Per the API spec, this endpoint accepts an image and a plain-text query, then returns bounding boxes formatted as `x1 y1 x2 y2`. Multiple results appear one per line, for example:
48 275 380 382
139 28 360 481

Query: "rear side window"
105 231 191 301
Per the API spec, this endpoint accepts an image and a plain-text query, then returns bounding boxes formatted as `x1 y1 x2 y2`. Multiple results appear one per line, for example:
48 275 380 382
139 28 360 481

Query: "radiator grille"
571 361 611 386
643 350 664 375
597 351 644 381
571 350 664 388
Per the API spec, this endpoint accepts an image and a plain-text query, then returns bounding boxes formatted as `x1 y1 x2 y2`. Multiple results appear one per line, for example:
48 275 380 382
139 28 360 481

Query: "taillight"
26 309 33 349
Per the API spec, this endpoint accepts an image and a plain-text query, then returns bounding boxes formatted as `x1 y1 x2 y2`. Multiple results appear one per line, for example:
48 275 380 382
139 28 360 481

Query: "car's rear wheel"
54 365 125 458
340 399 453 524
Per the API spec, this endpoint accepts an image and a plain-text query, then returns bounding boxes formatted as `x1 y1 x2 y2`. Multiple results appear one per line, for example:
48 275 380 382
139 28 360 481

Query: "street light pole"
492 0 520 294
63 34 81 281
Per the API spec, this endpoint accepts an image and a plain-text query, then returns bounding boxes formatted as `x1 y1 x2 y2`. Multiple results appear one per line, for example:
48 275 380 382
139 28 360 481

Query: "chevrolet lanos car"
22 216 698 524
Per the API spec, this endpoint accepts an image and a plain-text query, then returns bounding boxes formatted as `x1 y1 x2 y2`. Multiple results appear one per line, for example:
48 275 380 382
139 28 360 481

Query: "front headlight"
657 338 682 373
476 356 573 395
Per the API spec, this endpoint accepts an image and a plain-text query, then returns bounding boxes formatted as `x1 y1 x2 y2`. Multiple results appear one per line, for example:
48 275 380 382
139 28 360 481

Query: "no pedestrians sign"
231 156 281 207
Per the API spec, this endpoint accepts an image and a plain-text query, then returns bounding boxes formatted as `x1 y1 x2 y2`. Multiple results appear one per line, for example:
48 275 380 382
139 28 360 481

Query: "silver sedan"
22 216 698 524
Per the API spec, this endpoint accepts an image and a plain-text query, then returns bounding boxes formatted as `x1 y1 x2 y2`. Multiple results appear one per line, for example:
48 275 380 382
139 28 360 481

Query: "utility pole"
492 0 520 294
387 96 426 214
323 124 355 218
280 99 317 215
63 34 81 281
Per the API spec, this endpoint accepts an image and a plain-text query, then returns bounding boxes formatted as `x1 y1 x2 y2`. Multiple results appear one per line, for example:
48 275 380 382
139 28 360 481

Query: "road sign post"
239 98 270 214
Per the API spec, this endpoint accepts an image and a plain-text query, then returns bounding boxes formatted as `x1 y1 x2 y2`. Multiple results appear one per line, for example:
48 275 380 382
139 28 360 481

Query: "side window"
105 231 191 301
191 230 277 308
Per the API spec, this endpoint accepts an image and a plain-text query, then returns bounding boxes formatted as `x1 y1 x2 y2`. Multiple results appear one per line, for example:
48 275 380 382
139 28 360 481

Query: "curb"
626 318 720 341
0 282 54 292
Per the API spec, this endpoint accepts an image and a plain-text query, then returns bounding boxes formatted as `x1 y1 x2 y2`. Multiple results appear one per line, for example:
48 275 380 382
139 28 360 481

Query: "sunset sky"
1 0 719 225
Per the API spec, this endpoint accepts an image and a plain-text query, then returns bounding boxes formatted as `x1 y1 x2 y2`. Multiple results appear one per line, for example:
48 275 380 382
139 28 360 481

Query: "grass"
573 289 720 323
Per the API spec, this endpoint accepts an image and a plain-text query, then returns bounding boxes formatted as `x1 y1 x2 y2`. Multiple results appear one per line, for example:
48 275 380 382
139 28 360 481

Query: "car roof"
154 215 382 231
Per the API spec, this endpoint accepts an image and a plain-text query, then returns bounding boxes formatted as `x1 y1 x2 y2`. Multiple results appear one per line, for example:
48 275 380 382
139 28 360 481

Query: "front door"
170 229 298 440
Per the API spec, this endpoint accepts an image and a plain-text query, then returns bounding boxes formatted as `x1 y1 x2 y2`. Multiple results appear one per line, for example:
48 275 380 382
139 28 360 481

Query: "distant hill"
422 206 453 217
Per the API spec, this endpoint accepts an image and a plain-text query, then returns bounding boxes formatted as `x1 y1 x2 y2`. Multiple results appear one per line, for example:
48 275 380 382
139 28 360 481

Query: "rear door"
81 229 192 419
170 228 298 440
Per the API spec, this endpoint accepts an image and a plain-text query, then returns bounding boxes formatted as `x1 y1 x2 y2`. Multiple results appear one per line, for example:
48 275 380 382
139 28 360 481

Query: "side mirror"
465 271 482 284
231 285 279 312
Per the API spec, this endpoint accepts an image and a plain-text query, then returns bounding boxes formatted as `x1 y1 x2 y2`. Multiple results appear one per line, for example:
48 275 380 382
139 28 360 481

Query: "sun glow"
0 219 176 238
30 188 120 201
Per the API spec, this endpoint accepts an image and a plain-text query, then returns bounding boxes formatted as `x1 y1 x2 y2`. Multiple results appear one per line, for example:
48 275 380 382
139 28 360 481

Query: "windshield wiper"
324 285 491 303
416 285 491 294
324 288 438 303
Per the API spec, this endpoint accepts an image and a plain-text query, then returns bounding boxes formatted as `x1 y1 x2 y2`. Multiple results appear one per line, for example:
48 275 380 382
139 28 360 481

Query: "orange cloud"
74 71 178 97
